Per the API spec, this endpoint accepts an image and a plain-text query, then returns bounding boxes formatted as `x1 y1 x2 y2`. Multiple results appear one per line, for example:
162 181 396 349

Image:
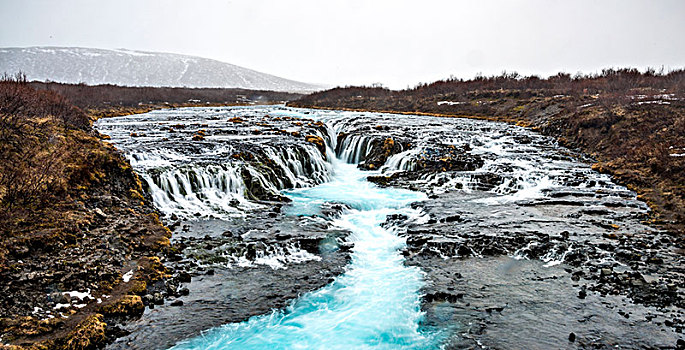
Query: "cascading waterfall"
337 134 375 164
169 135 441 349
262 145 332 188
94 106 339 221
138 145 331 220
143 164 254 219
381 148 420 173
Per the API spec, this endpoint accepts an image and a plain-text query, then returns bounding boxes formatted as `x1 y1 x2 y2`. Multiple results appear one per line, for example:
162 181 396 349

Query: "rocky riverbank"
0 80 171 349
107 205 352 349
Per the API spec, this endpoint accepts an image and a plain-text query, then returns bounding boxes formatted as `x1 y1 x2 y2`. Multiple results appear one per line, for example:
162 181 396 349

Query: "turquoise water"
170 154 441 349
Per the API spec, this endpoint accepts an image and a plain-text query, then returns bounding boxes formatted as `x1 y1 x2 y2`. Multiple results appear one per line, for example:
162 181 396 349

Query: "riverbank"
0 79 174 349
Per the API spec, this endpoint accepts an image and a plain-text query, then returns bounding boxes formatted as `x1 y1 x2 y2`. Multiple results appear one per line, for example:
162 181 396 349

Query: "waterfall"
381 148 420 172
121 128 335 220
336 134 375 164
141 164 255 219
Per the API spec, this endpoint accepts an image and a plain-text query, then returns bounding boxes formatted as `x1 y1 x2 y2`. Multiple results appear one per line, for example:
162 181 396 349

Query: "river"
95 106 682 349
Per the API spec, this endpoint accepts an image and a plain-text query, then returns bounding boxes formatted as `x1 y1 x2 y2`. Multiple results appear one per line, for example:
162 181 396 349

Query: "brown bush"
0 75 84 214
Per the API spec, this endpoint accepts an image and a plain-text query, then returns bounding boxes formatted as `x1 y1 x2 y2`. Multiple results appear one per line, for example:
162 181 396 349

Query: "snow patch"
122 269 134 282
63 289 92 301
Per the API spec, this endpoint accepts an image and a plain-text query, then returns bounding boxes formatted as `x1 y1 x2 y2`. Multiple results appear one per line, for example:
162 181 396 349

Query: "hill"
0 47 324 93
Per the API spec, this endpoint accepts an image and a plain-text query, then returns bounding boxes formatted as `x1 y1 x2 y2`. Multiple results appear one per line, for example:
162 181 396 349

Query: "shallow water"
170 156 439 349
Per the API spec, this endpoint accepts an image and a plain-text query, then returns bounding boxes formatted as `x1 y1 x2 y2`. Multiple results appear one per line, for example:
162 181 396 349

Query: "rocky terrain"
326 111 684 348
0 76 172 348
94 106 355 348
0 81 319 349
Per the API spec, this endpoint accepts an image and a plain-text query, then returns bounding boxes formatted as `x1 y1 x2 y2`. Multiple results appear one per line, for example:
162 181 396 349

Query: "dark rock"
485 306 505 313
578 287 587 299
424 291 464 303
177 272 192 283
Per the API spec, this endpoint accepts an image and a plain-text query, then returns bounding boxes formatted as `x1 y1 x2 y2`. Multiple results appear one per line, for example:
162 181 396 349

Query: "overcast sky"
1 0 683 89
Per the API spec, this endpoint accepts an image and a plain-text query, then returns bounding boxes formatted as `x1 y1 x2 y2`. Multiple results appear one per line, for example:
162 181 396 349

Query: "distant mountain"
0 47 325 93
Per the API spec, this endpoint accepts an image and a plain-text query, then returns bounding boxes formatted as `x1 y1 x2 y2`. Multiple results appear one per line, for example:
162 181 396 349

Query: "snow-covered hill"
0 47 324 93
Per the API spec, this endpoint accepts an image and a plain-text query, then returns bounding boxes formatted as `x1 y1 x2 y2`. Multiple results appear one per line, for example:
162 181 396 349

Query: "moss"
138 256 168 282
0 316 64 340
151 236 171 249
58 314 106 350
128 279 147 295
129 189 145 201
98 295 144 318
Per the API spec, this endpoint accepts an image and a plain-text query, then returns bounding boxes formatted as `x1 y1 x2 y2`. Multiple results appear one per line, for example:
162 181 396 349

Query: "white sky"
1 0 684 89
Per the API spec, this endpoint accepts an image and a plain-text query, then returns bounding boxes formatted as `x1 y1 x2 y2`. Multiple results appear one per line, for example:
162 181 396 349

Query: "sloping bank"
0 79 171 349
287 77 685 236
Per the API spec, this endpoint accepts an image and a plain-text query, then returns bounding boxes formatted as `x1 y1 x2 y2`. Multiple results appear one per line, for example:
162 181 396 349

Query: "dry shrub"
0 74 87 219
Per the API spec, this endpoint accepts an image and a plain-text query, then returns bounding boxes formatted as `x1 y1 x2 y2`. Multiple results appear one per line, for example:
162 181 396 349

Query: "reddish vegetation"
290 69 685 234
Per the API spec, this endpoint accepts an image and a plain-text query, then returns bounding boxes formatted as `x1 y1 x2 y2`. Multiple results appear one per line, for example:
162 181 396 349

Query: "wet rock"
153 293 164 305
305 135 326 155
358 137 406 170
578 287 588 300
